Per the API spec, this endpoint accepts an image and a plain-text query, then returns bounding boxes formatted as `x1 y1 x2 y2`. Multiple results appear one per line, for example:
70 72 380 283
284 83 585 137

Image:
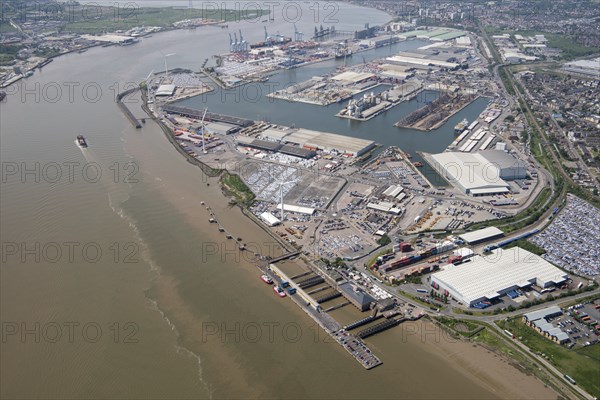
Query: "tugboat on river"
75 135 88 148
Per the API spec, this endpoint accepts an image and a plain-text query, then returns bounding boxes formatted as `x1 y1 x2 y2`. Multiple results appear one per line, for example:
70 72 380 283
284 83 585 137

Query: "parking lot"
529 194 600 277
553 300 600 348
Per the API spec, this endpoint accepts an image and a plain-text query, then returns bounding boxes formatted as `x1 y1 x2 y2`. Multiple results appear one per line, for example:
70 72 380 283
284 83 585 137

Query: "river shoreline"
130 45 563 398
1 1 568 397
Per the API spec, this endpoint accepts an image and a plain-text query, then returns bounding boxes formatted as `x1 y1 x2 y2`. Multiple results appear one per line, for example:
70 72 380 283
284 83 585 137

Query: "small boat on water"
413 162 424 167
273 285 286 297
261 274 273 284
75 135 88 148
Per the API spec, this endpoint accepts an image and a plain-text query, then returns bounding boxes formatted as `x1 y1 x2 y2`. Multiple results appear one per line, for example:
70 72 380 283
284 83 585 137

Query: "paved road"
442 288 600 322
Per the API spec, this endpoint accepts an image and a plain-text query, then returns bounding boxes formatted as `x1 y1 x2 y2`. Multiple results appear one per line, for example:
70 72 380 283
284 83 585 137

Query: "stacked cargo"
448 255 463 264
399 242 412 252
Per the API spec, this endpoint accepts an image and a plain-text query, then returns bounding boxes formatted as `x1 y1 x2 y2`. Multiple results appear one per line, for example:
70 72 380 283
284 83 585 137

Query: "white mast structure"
266 166 299 222
162 52 175 76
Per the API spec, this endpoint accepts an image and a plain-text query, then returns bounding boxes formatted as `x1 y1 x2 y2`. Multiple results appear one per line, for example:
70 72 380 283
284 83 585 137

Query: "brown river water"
0 2 559 398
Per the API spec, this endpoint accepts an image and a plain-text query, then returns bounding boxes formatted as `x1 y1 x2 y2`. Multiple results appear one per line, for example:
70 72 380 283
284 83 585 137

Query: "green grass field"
484 27 599 60
504 239 546 255
220 171 255 206
63 6 268 34
497 318 600 398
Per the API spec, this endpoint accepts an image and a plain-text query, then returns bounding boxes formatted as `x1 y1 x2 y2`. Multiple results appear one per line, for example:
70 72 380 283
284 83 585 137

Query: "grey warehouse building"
479 150 528 180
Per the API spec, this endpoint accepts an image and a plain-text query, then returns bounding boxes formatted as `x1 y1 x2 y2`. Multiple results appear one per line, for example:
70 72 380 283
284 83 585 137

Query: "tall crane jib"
238 29 248 52
294 24 303 41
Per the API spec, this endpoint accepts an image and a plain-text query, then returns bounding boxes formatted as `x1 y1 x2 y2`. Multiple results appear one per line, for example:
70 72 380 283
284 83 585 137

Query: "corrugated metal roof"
458 227 504 244
432 249 568 305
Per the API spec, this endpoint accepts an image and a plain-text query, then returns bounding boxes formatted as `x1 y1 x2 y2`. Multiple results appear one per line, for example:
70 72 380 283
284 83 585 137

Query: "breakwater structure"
116 87 143 129
140 90 222 178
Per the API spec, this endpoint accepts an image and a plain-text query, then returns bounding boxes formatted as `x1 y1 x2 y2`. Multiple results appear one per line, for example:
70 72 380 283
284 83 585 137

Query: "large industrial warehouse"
431 247 568 306
284 128 376 157
429 151 520 196
479 150 528 180
458 226 504 245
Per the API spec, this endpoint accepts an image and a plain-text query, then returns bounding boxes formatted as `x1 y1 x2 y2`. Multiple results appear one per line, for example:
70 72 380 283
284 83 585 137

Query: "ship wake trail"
147 298 215 399
108 198 213 394
108 192 213 398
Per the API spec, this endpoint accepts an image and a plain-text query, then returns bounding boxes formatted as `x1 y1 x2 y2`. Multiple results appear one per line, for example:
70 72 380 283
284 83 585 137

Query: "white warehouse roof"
431 247 568 306
277 204 315 215
259 128 294 142
386 55 458 69
156 84 176 96
331 71 375 84
429 152 511 195
260 212 281 226
383 185 404 198
284 128 375 156
458 227 504 244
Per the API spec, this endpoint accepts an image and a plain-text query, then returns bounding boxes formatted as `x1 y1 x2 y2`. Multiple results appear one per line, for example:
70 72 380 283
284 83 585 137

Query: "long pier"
324 301 350 312
269 263 382 370
307 286 329 295
297 275 325 289
357 318 403 339
290 271 312 280
117 88 143 129
344 314 384 330
316 291 342 303
332 329 382 369
269 250 301 263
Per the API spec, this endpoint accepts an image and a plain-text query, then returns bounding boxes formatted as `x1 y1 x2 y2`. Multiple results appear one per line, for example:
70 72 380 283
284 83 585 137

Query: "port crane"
264 26 276 46
294 24 303 41
229 30 248 52
239 29 248 52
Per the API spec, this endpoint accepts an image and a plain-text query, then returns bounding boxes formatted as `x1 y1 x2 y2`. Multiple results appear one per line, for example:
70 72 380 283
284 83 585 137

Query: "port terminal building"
431 247 568 307
338 282 376 311
428 150 527 196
